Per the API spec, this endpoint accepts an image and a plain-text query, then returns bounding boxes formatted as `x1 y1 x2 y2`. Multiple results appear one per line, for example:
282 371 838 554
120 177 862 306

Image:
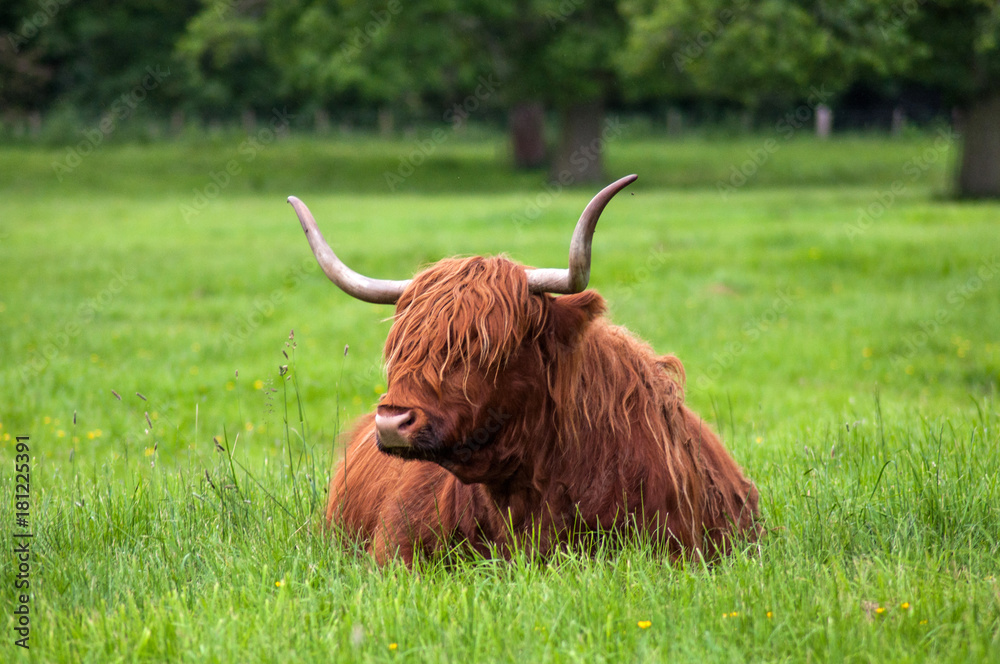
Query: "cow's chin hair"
376 425 501 484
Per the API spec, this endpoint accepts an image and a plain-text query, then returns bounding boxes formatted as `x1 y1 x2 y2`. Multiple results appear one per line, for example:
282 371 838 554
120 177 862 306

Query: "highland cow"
288 175 759 565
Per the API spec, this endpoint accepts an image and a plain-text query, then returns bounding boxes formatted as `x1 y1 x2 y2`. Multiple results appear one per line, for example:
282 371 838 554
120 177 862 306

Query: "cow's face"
375 255 602 484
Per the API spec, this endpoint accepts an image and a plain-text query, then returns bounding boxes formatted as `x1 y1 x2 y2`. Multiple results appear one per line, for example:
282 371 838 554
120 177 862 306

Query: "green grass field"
1 129 999 662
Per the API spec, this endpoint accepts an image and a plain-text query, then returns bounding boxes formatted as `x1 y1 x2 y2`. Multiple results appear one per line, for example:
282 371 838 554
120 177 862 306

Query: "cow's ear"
547 290 605 348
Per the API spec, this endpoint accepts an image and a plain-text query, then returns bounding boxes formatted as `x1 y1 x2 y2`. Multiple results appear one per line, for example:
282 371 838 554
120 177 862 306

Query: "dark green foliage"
1 0 200 116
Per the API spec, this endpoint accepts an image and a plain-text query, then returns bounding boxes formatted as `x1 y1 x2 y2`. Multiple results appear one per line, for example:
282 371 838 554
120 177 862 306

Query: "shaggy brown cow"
288 175 759 565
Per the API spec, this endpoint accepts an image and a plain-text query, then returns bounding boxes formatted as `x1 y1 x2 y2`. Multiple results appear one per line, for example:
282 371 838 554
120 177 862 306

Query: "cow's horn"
288 196 410 304
526 174 638 294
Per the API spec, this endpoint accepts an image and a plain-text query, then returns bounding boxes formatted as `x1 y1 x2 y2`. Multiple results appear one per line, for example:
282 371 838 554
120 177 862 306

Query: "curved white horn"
526 174 637 294
288 196 410 304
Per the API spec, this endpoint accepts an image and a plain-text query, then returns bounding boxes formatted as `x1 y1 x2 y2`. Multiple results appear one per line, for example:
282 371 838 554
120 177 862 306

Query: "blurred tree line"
1 0 998 196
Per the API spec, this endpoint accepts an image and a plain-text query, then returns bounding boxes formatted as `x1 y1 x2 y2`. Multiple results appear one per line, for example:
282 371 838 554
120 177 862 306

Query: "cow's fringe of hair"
384 256 546 400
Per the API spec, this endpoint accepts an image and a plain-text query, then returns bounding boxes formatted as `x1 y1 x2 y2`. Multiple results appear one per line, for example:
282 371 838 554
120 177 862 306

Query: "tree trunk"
509 101 547 169
550 99 606 185
170 109 185 135
241 108 256 133
314 108 330 135
377 107 394 137
958 93 1000 198
666 107 683 136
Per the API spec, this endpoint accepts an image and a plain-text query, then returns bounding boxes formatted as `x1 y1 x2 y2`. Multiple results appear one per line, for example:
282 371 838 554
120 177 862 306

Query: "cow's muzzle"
375 405 427 450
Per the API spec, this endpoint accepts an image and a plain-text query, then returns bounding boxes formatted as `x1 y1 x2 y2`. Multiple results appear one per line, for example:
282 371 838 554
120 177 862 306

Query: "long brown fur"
326 255 760 564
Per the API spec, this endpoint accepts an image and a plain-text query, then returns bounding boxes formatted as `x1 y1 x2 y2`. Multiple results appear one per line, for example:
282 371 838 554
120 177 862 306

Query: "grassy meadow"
1 127 999 662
